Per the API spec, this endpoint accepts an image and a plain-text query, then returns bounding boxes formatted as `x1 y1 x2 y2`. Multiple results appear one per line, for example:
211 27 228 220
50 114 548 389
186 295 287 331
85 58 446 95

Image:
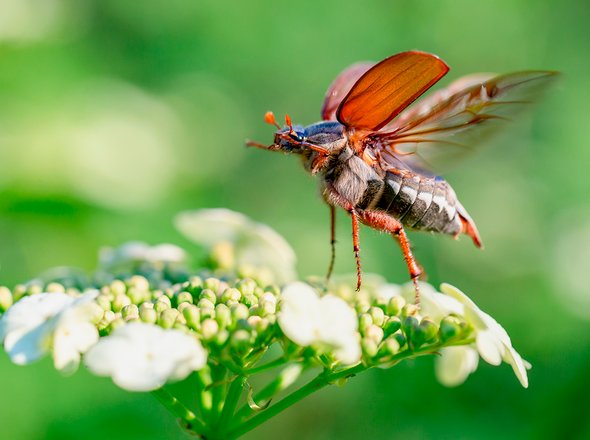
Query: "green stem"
244 356 287 375
209 363 228 425
196 368 213 421
226 364 366 438
215 376 247 436
152 387 207 434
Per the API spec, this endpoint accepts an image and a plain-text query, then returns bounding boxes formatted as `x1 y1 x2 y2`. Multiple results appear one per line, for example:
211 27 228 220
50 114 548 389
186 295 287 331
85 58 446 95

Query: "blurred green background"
1 0 588 438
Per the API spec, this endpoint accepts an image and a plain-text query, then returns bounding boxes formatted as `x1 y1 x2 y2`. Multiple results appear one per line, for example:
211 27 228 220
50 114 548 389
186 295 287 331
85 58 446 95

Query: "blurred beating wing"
322 62 375 121
336 51 450 131
375 70 559 173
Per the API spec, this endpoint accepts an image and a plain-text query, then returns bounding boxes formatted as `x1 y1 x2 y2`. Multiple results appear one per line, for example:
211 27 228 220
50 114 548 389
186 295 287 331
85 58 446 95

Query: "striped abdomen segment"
371 171 463 236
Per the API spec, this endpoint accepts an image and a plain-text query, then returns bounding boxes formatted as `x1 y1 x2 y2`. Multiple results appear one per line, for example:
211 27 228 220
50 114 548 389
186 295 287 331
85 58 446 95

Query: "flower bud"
381 336 401 356
46 283 65 293
355 299 371 315
362 338 379 358
154 298 170 314
230 329 251 353
96 294 112 311
129 275 150 292
236 278 257 297
365 324 384 344
369 307 385 327
121 304 139 320
139 305 158 324
199 289 217 305
242 294 258 307
127 287 148 305
109 318 125 331
182 304 201 330
112 294 132 312
221 288 242 303
203 278 221 294
419 318 438 343
215 304 231 329
201 318 219 340
383 316 401 336
110 280 127 296
211 241 235 270
27 282 43 296
230 303 249 322
159 308 180 329
439 316 463 342
359 313 373 335
188 276 203 290
386 296 405 316
402 315 419 344
176 291 194 305
259 293 277 315
0 286 14 312
12 284 26 301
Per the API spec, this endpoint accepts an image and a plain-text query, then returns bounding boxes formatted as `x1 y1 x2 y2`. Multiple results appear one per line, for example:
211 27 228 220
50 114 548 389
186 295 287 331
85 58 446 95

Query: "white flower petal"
503 346 530 388
84 322 207 392
475 330 503 366
435 346 479 387
278 282 321 346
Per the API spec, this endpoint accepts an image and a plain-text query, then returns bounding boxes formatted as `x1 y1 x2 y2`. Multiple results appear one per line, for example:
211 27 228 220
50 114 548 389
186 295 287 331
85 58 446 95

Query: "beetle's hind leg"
326 204 337 284
356 210 423 305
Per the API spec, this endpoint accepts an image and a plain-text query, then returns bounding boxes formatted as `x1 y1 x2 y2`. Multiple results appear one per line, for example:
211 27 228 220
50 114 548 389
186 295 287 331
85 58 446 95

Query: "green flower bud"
96 294 112 311
13 285 26 301
177 302 191 314
88 302 105 324
359 313 373 335
199 289 217 305
230 329 251 353
214 329 229 346
27 283 43 296
402 315 419 344
197 297 215 311
365 324 384 344
236 278 257 297
127 287 148 305
128 275 150 292
401 303 419 318
139 305 158 324
355 299 371 315
253 287 265 299
419 318 438 343
46 283 65 294
0 287 14 312
210 241 235 270
215 304 231 328
110 280 127 296
182 304 201 330
362 338 379 358
176 291 193 305
203 278 221 294
230 303 249 322
393 331 406 347
201 318 219 340
259 293 277 315
154 298 171 313
188 276 203 290
380 336 401 356
221 288 242 303
265 285 281 296
242 294 258 307
439 316 463 342
386 296 405 316
369 307 385 327
112 294 132 313
383 316 401 337
159 308 180 329
121 304 139 320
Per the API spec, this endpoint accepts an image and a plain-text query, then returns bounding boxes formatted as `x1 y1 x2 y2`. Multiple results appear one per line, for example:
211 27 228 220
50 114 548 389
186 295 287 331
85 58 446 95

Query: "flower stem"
245 356 286 375
215 376 247 435
226 364 366 438
152 387 207 434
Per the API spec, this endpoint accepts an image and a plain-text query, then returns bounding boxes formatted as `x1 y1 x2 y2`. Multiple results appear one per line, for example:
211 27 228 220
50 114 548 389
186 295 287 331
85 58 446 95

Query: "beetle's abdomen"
371 171 464 236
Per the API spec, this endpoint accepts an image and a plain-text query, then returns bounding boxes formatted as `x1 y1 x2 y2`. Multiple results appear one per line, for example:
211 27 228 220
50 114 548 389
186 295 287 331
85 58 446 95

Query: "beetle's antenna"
285 114 294 134
264 111 281 130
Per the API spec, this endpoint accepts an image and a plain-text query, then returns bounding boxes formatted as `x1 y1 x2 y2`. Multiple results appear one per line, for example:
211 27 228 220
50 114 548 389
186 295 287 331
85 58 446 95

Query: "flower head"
278 282 360 365
85 322 207 391
0 291 100 373
100 241 187 270
175 209 296 284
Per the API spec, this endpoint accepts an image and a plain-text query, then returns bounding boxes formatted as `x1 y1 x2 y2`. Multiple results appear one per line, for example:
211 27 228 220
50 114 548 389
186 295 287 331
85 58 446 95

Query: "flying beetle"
247 51 557 302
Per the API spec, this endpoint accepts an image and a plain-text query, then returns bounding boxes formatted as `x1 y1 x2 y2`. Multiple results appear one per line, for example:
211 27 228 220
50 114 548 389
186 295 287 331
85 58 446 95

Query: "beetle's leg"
356 210 423 305
350 209 362 291
326 204 337 283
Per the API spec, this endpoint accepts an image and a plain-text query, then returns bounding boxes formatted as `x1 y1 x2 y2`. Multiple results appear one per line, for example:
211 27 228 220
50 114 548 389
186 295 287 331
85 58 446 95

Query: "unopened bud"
369 307 385 327
129 275 150 292
110 280 127 296
362 338 379 358
386 296 405 316
221 288 242 303
201 318 219 340
215 304 231 328
236 278 257 297
109 318 125 332
96 294 112 311
419 318 438 343
259 293 277 315
112 294 131 312
242 294 258 307
439 316 463 342
0 287 14 312
46 283 65 294
383 316 401 336
176 291 194 305
139 305 157 324
359 313 373 335
402 315 419 344
355 299 371 315
199 289 217 305
121 304 139 320
381 336 401 356
401 303 419 318
365 324 384 344
154 299 170 314
230 329 251 353
159 308 179 329
203 278 221 294
127 287 148 304
182 304 201 329
230 303 249 322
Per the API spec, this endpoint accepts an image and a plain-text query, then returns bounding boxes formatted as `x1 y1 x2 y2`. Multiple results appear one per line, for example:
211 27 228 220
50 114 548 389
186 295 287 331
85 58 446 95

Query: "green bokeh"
1 0 588 438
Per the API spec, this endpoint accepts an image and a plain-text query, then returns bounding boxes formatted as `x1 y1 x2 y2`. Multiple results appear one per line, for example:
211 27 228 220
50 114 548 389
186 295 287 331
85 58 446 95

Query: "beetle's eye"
289 133 303 142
